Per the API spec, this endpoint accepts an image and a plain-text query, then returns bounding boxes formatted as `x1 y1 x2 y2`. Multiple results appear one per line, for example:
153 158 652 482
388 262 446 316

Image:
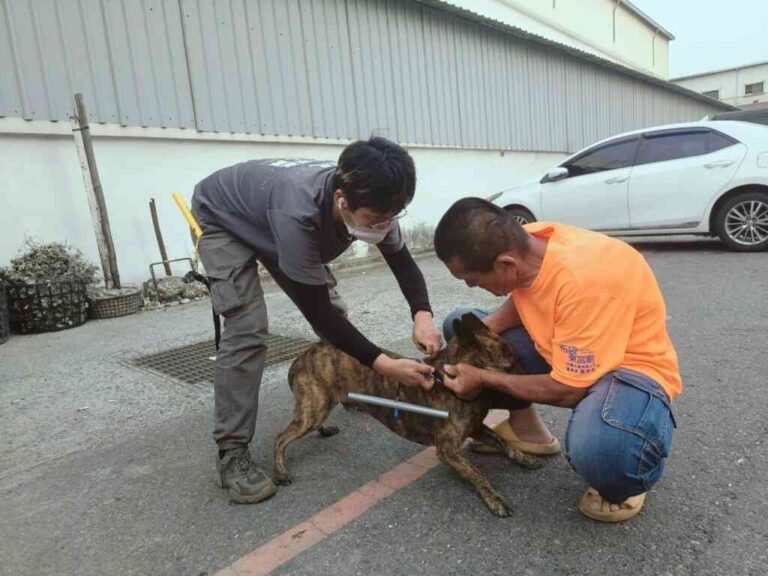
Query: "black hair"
334 137 416 214
434 197 530 272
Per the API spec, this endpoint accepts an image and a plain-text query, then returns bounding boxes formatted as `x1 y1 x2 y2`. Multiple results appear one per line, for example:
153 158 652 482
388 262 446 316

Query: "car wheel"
714 190 768 252
504 206 536 225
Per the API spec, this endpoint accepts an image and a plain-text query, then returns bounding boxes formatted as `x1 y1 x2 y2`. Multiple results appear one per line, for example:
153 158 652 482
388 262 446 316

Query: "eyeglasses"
342 200 408 230
367 209 408 230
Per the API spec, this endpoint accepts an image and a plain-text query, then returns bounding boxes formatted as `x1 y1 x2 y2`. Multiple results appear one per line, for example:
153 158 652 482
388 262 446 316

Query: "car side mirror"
542 167 569 183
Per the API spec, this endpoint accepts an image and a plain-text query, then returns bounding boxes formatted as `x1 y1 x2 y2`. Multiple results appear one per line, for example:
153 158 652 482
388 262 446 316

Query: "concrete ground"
1 238 767 576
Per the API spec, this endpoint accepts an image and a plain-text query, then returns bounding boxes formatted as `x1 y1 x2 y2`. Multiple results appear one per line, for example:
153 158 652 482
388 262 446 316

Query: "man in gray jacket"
192 137 442 504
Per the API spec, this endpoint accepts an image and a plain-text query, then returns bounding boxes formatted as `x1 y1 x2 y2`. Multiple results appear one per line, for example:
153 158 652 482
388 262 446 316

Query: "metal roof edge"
415 0 737 112
670 60 768 82
620 0 674 40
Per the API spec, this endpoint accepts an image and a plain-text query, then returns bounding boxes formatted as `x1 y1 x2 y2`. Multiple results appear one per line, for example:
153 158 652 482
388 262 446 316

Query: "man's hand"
443 363 486 400
373 354 435 390
412 311 443 358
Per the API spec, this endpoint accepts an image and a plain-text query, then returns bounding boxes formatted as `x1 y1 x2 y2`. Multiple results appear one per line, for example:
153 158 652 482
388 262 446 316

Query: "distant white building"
671 61 768 110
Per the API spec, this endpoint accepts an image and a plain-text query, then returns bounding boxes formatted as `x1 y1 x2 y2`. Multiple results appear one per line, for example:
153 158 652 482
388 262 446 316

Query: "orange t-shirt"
511 222 682 400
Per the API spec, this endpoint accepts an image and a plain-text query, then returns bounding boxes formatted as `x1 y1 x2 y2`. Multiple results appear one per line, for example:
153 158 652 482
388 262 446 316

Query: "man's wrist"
372 353 393 373
413 310 433 323
482 369 508 391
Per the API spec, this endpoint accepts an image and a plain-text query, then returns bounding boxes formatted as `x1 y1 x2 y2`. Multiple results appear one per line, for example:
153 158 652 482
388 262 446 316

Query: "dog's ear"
452 317 477 346
460 313 487 335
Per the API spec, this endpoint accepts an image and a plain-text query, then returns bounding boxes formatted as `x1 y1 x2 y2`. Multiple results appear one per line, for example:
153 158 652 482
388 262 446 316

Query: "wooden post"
72 104 112 287
149 199 172 276
72 93 121 289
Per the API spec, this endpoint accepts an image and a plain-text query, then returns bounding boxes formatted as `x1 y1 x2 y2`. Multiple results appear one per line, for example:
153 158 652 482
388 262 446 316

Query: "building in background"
671 61 768 110
0 0 732 281
441 0 674 78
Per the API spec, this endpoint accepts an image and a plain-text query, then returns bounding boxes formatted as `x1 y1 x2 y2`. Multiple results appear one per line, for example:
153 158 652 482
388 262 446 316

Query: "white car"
493 121 768 251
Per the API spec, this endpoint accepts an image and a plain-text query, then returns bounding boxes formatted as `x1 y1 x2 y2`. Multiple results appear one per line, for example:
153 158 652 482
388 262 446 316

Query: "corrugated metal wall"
0 0 722 152
0 0 196 127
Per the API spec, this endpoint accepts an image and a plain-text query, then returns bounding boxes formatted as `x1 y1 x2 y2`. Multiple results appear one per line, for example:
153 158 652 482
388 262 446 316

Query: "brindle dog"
273 313 541 516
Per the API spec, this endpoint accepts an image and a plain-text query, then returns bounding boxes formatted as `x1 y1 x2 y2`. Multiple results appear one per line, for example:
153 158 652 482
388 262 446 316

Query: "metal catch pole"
347 392 450 419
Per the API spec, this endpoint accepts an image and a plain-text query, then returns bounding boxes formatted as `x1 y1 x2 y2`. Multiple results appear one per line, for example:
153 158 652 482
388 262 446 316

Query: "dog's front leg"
435 431 512 517
475 424 542 470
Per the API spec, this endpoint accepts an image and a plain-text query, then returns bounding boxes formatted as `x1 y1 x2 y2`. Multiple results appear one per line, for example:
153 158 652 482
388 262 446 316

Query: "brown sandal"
578 487 646 522
471 420 561 456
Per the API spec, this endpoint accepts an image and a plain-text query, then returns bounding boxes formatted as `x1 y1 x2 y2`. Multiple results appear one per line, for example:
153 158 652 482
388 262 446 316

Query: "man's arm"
443 363 589 408
482 297 522 334
277 276 383 366
265 269 435 388
381 246 442 356
484 371 589 408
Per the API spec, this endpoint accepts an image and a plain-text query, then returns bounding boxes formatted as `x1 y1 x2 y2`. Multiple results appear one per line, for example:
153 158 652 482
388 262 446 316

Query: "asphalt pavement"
1 237 766 576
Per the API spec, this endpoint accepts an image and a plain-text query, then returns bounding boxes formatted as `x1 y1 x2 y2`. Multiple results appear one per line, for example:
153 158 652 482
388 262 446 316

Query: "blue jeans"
443 307 677 504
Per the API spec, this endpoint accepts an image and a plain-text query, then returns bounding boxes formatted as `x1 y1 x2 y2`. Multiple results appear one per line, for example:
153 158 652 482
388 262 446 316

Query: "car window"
636 130 735 165
707 130 738 153
565 139 639 177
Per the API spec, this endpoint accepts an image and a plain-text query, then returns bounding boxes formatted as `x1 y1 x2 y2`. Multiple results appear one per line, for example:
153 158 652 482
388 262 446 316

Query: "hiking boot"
217 446 277 504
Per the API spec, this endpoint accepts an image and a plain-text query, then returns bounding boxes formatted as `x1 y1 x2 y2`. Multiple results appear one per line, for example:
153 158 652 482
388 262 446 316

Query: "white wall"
672 63 768 108
0 120 565 283
439 0 670 78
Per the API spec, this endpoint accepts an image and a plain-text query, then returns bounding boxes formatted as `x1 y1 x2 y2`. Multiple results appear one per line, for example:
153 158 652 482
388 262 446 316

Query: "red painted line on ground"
216 410 508 576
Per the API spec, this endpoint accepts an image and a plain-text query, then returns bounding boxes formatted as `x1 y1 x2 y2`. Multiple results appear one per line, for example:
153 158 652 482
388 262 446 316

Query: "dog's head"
445 313 521 374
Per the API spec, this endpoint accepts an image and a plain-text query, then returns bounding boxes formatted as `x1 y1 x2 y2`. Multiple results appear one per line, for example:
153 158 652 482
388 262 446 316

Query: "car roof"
586 120 763 149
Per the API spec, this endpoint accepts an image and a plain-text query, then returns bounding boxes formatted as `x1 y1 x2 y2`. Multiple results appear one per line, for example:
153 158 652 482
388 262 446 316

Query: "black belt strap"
184 271 221 351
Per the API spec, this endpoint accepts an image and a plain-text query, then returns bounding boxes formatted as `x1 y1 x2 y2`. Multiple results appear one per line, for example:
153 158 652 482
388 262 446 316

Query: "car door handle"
704 160 734 169
604 176 628 184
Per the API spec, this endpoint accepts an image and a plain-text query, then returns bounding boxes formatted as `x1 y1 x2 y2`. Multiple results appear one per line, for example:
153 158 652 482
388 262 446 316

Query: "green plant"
0 238 99 285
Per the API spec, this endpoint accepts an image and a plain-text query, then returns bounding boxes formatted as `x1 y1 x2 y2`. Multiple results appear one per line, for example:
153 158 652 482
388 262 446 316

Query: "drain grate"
132 334 316 386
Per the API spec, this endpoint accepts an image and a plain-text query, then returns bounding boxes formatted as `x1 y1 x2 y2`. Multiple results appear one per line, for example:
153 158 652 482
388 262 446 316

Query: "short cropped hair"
434 197 530 272
334 137 416 214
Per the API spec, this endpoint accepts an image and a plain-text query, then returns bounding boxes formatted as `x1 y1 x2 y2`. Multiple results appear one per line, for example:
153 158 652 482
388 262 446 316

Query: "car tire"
714 190 768 252
504 206 536 225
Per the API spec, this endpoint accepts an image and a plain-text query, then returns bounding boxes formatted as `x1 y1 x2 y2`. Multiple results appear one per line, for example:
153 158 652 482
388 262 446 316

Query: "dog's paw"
273 471 293 486
511 450 543 470
318 425 340 437
521 453 543 470
486 497 513 517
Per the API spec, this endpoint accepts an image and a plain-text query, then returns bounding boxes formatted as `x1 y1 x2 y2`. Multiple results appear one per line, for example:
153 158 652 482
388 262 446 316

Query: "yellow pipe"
172 192 203 240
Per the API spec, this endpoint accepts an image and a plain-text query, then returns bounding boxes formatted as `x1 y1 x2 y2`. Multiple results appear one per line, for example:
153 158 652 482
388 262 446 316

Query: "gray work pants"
198 227 347 451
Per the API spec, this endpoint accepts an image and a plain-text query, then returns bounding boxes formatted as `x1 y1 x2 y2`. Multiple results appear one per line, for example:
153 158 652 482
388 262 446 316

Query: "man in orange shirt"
434 197 680 522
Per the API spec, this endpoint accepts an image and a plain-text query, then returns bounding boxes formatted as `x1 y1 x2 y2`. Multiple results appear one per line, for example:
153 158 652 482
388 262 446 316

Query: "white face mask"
338 198 392 244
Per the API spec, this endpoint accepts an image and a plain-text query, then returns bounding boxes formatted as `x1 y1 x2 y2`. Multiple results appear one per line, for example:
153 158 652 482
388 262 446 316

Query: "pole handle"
172 192 203 240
